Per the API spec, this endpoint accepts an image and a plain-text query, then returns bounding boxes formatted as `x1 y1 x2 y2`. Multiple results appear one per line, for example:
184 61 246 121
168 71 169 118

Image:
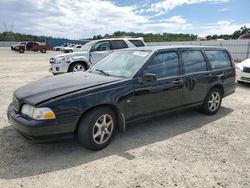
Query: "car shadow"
0 107 233 179
237 82 250 89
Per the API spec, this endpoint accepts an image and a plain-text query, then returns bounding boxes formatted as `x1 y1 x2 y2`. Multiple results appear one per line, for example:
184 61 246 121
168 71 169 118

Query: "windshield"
78 41 96 51
92 50 151 78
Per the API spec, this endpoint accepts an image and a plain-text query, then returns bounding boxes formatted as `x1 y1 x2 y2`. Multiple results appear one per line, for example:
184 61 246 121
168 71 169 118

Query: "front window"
78 41 96 51
143 52 179 78
92 41 110 52
92 50 151 78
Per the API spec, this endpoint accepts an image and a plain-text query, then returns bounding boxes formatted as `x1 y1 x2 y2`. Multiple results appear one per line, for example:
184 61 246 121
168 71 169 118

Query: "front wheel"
201 88 222 115
77 107 117 150
68 63 87 72
19 48 25 53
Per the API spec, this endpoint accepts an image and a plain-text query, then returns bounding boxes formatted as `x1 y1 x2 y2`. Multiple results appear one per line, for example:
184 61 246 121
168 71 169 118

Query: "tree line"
0 26 249 42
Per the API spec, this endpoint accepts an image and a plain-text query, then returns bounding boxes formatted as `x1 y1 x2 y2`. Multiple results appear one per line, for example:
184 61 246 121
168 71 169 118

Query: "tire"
77 107 117 150
19 48 24 53
68 62 87 72
40 49 46 53
201 88 222 115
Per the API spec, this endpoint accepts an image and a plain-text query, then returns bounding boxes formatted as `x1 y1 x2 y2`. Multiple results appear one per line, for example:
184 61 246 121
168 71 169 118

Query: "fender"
70 56 91 68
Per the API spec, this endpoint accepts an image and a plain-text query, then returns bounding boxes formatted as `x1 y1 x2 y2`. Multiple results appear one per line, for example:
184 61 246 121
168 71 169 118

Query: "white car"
236 58 250 83
53 44 68 51
49 38 146 75
63 45 83 53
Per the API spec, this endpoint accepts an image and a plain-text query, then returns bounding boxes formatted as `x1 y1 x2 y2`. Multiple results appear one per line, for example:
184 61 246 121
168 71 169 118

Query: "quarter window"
110 40 128 50
144 52 179 78
182 50 207 74
129 40 145 47
205 50 231 70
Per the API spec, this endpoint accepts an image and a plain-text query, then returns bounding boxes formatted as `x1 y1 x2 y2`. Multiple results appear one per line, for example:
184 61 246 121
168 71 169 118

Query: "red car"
15 41 48 53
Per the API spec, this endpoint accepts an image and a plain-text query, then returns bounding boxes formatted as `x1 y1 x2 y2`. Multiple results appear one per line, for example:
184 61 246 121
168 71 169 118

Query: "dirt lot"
0 47 249 188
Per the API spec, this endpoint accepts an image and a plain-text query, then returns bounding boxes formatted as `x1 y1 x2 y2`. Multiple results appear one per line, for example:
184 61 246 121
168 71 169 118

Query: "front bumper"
7 103 75 143
49 62 69 74
236 70 250 83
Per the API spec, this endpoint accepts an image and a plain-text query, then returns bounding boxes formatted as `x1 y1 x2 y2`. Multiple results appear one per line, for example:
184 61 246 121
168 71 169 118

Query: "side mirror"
140 73 157 83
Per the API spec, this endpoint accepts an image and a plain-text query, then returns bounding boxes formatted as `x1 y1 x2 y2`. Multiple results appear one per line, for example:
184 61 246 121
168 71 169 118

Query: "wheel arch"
209 84 224 96
74 104 126 134
68 61 90 72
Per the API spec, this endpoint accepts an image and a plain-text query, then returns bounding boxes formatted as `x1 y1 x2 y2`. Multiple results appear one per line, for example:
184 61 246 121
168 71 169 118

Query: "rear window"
181 50 207 74
110 40 128 50
129 40 145 47
205 50 231 70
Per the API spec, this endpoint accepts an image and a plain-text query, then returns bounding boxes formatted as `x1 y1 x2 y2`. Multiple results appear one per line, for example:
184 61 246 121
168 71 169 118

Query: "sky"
0 0 249 39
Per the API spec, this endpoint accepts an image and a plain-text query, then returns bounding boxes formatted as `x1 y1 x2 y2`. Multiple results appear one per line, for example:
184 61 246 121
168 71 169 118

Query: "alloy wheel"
208 91 221 112
92 114 114 145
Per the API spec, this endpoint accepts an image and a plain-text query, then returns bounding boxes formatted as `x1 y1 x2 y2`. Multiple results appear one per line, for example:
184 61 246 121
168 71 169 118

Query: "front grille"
243 67 250 73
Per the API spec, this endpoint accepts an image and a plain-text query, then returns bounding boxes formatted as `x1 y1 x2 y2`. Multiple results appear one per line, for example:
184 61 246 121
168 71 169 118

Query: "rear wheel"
40 49 46 53
77 107 117 150
201 88 222 115
19 48 24 53
68 62 87 72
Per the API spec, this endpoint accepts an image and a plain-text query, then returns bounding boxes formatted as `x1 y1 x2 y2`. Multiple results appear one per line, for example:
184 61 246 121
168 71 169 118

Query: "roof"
95 37 144 42
122 45 227 52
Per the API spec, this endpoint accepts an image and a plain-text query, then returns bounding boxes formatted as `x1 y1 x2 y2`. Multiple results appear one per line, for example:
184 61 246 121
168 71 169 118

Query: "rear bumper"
236 70 250 83
223 82 236 97
7 103 75 143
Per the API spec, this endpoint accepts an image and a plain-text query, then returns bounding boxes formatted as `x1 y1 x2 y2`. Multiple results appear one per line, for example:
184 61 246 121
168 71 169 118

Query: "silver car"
49 38 146 75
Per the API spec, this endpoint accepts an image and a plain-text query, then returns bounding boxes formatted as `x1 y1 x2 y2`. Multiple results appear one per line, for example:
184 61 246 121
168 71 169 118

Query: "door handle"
216 72 225 77
204 73 212 78
172 79 183 85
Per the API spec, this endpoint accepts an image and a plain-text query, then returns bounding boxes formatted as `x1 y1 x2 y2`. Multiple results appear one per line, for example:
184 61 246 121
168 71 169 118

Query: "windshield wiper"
95 69 110 76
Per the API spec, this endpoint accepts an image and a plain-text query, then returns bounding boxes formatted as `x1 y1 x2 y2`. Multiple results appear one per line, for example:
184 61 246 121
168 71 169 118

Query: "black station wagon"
7 46 236 150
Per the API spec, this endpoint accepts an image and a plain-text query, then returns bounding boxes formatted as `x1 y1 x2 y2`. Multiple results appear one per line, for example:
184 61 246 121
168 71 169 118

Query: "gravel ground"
0 47 249 188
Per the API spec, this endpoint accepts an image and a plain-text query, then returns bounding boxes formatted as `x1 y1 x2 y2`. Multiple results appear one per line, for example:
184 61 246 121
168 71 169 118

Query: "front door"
90 41 112 64
133 51 183 118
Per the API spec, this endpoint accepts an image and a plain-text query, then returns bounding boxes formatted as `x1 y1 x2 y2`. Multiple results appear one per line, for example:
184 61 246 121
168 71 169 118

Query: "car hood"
53 51 89 59
14 72 121 105
240 58 250 68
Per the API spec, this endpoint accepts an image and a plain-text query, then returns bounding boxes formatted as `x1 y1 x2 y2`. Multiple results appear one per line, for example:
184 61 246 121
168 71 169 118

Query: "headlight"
235 64 243 72
21 104 56 120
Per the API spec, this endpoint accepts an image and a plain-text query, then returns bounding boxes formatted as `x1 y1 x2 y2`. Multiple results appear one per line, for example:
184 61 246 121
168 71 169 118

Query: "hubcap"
208 91 221 112
73 64 84 72
92 114 114 145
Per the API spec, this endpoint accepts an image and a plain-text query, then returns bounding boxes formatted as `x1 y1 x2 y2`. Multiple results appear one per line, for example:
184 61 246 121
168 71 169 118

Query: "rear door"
133 50 183 117
181 49 211 105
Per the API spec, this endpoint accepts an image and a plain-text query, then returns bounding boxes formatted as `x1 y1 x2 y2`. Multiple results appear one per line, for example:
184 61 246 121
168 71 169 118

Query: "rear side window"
205 50 231 70
143 52 179 78
181 50 207 74
110 40 128 50
129 40 145 47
